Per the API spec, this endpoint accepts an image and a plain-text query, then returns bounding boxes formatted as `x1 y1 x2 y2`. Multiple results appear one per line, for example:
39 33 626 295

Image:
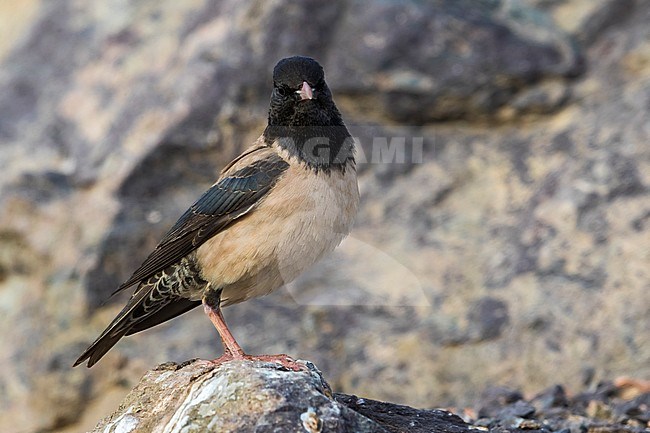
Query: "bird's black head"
264 56 353 171
267 56 341 127
272 56 324 96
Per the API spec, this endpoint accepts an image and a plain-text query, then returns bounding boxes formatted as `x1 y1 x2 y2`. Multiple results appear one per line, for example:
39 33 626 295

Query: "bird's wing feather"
124 297 200 336
74 263 205 367
114 147 289 293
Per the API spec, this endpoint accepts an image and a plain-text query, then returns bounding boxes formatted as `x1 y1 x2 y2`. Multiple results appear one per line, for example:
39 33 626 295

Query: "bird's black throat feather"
263 123 354 173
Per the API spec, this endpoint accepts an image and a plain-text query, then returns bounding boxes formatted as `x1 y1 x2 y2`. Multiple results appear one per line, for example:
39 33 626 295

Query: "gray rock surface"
92 359 471 433
0 0 649 432
90 360 650 433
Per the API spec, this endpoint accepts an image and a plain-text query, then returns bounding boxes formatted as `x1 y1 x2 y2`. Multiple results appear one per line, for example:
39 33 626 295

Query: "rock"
532 0 638 46
468 380 650 433
530 384 569 414
466 296 510 342
477 387 526 418
326 0 583 122
333 394 471 433
89 363 645 433
92 359 473 433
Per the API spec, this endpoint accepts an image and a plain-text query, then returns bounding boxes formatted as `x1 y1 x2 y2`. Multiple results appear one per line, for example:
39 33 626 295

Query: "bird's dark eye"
276 87 289 97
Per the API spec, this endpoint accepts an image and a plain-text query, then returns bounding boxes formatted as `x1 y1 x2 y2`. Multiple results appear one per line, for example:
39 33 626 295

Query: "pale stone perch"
92 359 473 432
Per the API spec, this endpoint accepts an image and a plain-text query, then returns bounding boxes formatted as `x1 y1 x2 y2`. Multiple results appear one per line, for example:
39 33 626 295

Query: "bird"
74 56 359 368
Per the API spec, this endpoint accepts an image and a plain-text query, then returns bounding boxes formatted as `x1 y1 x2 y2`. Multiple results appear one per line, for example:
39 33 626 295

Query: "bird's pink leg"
201 294 307 371
203 300 246 358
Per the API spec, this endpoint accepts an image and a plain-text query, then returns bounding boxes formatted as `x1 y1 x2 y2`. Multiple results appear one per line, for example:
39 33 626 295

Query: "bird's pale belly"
195 162 358 306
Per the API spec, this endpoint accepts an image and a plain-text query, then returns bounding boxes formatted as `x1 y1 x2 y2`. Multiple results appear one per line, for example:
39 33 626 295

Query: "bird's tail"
72 301 136 368
73 279 202 368
73 329 128 368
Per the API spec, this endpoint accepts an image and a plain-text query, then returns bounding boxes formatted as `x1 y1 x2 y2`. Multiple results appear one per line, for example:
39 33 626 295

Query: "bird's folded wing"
114 146 289 294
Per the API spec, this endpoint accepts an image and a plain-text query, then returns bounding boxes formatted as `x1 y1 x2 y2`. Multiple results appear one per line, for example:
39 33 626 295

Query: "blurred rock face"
0 0 648 432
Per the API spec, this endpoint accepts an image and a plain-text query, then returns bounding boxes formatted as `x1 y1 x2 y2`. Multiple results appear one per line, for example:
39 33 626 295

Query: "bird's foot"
208 351 307 372
243 353 308 372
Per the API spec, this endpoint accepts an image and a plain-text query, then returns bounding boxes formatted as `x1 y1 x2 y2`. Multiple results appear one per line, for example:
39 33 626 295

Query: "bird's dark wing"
114 151 289 294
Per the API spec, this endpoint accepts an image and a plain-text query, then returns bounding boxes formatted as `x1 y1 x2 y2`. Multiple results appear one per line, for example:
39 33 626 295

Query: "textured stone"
92 359 471 433
472 380 650 433
326 0 583 122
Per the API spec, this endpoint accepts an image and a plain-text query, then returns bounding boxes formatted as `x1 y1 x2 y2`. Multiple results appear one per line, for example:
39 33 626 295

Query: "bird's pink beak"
298 81 314 100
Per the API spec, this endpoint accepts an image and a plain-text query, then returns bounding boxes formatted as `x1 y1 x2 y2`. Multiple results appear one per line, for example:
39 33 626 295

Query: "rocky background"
0 0 648 432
